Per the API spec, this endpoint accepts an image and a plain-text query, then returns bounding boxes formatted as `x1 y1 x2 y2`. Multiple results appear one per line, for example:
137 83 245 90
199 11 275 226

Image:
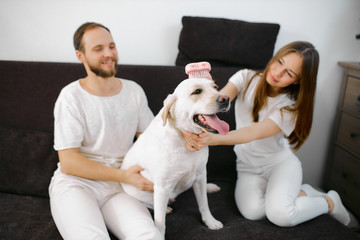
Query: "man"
49 22 161 239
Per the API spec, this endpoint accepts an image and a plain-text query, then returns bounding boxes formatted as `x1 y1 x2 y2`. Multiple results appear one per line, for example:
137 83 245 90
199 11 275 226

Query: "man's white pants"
49 171 161 240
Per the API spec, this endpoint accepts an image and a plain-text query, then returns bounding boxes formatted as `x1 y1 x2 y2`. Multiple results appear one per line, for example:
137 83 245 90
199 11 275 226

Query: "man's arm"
58 148 154 192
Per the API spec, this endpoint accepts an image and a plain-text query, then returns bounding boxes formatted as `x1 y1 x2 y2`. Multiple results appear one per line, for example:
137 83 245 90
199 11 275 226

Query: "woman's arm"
204 118 281 145
220 81 238 101
58 148 154 192
184 118 282 151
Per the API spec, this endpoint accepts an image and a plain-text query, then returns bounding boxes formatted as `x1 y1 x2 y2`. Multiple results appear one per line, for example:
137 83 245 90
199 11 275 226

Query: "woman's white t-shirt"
229 69 297 170
53 78 154 169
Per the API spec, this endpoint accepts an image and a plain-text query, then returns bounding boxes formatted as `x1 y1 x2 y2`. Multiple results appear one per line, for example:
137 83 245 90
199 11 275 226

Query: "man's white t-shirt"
53 78 154 169
229 69 297 169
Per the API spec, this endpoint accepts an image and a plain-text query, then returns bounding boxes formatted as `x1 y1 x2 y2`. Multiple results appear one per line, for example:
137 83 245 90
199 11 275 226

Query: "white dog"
120 77 230 237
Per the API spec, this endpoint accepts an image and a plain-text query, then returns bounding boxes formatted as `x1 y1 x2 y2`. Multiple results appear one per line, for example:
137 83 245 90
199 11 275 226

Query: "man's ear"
76 50 85 63
161 94 177 126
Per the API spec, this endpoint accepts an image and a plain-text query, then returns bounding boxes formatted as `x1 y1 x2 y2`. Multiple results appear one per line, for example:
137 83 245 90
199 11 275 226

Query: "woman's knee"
265 204 297 227
235 174 268 220
241 206 266 220
235 194 266 220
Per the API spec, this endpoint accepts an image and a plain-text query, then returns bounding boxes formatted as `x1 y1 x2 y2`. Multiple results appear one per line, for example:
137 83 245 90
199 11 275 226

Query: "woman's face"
266 52 302 96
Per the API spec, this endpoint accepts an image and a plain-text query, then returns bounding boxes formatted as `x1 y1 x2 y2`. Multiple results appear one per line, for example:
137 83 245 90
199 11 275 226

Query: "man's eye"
192 89 202 95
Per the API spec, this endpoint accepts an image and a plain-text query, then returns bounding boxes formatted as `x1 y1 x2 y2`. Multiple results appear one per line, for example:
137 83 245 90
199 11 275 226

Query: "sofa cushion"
0 193 62 239
0 126 58 198
176 16 280 69
0 61 84 132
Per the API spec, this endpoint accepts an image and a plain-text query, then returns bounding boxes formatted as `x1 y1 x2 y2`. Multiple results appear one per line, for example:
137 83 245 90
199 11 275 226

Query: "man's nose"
103 47 114 57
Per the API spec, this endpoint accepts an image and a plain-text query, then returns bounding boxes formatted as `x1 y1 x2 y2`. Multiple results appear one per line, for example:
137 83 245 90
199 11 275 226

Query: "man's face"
80 27 118 78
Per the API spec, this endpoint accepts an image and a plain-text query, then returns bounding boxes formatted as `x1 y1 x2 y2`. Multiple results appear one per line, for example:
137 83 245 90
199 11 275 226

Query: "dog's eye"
192 89 203 95
214 84 219 89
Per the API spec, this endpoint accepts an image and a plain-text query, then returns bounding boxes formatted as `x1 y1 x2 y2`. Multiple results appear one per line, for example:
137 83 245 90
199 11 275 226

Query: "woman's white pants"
235 156 329 227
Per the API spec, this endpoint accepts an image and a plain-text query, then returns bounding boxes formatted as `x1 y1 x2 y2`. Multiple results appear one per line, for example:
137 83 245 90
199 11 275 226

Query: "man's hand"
123 165 154 192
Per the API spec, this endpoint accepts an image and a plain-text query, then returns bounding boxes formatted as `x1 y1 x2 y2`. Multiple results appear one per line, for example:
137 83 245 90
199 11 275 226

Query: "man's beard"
88 58 118 78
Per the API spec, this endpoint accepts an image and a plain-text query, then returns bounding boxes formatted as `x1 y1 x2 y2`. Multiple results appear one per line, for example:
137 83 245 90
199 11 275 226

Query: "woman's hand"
182 131 217 152
123 165 154 192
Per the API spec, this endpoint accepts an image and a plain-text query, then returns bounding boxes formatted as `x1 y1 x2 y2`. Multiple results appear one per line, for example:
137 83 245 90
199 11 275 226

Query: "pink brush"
185 61 212 79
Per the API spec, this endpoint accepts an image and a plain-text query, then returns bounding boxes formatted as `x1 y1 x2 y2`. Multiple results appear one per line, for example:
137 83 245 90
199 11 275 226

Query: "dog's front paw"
204 217 223 230
207 183 221 193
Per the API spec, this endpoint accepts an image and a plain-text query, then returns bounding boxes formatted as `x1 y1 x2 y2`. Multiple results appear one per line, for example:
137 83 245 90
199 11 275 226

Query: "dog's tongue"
203 114 229 135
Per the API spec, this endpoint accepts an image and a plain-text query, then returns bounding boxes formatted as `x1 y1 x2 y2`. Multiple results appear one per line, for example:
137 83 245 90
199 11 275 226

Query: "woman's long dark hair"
243 41 319 150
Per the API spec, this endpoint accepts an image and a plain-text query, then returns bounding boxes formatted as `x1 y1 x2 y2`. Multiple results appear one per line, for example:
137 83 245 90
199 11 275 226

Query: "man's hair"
73 22 111 52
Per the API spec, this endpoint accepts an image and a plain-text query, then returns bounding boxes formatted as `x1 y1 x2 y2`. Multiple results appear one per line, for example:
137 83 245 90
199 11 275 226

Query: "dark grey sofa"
0 60 359 240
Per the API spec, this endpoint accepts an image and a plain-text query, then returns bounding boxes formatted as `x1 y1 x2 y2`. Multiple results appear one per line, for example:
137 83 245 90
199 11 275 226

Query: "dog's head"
161 78 230 135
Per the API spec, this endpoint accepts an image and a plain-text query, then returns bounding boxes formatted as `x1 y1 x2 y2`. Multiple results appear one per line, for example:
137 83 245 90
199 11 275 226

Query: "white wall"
1 0 359 187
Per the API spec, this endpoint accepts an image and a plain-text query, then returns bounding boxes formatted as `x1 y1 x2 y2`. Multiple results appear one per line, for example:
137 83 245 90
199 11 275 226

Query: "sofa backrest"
0 60 239 198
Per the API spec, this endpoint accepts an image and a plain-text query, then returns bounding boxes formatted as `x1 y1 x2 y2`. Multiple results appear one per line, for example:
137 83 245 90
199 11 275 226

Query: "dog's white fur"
120 78 229 237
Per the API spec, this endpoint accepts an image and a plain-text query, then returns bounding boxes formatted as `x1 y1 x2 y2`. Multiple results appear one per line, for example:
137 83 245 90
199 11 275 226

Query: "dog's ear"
161 94 177 126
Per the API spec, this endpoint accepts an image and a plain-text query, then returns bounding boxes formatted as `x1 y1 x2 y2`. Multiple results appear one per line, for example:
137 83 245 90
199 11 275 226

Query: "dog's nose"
217 95 230 109
217 95 229 103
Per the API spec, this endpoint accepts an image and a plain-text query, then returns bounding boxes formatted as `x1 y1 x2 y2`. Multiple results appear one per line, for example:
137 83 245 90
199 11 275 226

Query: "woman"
183 41 350 227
